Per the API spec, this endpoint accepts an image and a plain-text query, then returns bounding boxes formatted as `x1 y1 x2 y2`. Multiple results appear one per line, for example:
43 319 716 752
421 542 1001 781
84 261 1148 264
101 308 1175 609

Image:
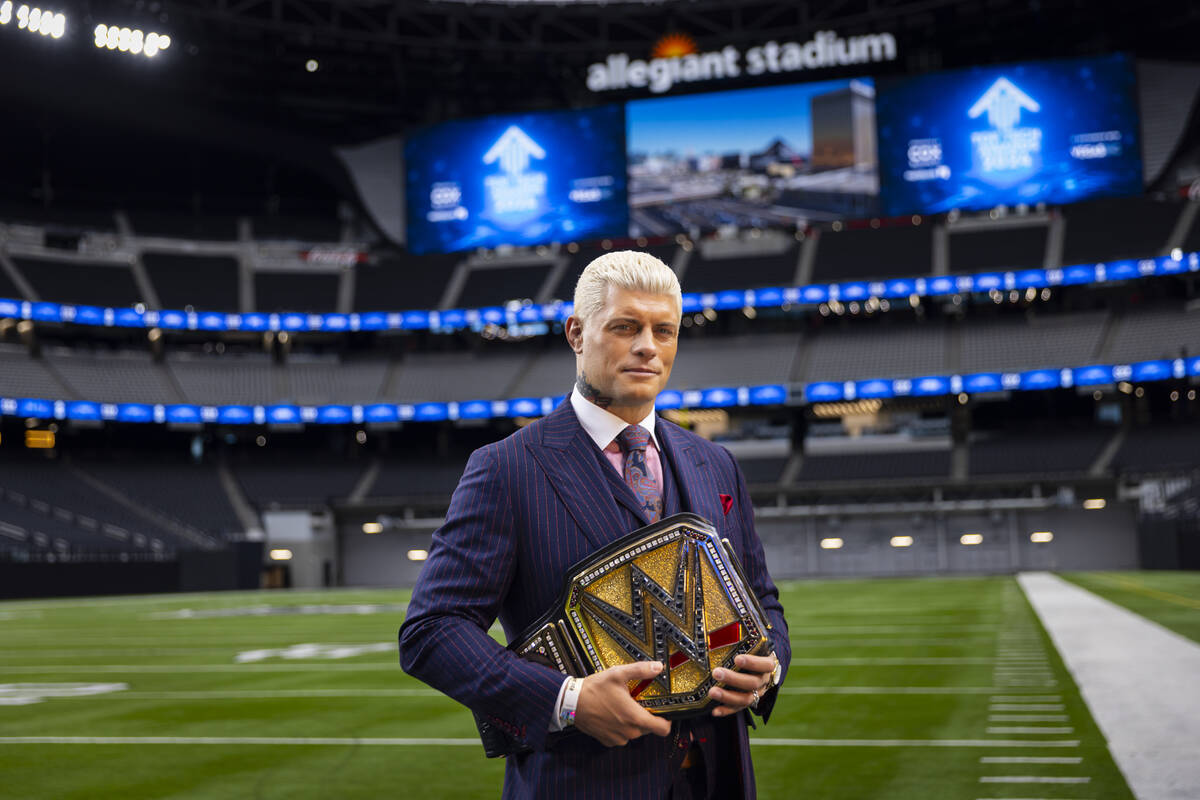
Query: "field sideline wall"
335 503 1139 586
0 543 264 600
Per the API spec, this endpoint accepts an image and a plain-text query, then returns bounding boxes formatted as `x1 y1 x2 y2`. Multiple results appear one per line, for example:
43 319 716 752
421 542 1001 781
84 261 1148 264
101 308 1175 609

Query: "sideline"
1018 572 1200 800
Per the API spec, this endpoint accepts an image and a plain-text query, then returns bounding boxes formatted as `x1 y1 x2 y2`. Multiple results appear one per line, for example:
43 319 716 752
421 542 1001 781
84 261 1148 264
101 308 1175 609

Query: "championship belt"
474 512 772 757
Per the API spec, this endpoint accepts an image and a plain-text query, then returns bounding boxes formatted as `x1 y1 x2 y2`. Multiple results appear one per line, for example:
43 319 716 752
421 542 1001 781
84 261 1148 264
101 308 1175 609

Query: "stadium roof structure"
1 0 1197 241
7 0 1194 143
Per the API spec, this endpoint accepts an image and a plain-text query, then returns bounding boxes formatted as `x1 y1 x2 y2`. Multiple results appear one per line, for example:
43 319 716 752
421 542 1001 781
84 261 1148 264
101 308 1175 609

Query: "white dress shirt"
550 388 660 730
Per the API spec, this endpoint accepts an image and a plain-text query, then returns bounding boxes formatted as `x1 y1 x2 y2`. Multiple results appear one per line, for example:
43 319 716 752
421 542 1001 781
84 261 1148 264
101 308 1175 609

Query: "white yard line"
980 757 1083 764
790 638 995 647
0 736 480 746
0 657 1012 674
780 686 1006 695
0 736 1082 748
788 625 1003 633
787 658 999 665
71 689 444 699
26 686 1029 700
980 776 1091 784
986 726 1075 734
751 739 1080 748
0 664 399 673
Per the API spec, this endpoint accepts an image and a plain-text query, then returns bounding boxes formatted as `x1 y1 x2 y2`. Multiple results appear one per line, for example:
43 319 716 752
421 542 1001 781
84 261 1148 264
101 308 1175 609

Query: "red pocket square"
719 494 733 515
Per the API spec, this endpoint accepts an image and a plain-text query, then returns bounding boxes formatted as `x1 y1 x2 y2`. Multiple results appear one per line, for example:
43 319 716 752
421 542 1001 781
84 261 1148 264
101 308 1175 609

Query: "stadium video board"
625 78 880 237
404 105 628 254
876 54 1142 216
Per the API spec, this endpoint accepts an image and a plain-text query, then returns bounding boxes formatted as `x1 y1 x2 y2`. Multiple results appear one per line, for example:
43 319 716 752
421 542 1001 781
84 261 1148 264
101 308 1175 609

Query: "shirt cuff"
548 675 582 731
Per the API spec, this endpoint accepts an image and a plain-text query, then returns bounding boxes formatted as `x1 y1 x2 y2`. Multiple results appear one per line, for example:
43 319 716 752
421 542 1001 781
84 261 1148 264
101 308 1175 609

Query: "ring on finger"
750 689 760 708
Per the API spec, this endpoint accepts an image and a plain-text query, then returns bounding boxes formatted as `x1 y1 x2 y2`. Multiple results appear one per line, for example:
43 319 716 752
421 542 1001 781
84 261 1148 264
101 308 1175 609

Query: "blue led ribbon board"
876 54 1143 216
405 105 628 254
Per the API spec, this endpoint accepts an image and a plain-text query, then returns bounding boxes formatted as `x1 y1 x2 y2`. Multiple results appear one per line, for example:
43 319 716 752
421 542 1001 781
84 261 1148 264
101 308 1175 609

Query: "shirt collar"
570 386 659 452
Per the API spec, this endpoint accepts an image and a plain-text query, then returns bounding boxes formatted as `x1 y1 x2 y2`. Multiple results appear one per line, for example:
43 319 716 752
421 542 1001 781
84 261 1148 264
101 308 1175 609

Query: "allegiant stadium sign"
586 30 898 94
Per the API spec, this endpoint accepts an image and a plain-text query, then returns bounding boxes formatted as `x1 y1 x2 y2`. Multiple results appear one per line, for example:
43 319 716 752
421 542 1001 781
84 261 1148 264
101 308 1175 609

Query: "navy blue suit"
399 399 790 799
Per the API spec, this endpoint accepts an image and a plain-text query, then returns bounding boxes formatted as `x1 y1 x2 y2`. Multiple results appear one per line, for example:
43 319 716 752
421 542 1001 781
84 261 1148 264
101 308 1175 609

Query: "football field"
0 576 1146 799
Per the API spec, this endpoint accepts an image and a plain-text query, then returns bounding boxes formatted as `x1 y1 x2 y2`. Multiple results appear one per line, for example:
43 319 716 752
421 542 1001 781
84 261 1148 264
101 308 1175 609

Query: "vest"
590 431 743 798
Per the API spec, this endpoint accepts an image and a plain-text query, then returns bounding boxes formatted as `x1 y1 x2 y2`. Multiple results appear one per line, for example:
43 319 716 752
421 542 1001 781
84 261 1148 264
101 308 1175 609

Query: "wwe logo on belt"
580 539 709 696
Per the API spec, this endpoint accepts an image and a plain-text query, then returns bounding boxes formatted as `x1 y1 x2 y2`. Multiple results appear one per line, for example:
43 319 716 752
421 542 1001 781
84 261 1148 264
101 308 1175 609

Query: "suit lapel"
657 418 727 528
529 402 644 550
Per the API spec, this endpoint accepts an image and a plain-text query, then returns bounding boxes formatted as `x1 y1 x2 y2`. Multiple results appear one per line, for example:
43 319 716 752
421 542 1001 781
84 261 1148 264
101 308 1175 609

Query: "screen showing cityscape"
625 77 880 237
875 54 1143 216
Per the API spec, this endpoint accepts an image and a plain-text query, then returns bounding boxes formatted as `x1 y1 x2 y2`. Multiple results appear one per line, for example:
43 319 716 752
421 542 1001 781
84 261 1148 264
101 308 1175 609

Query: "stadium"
1 0 1198 797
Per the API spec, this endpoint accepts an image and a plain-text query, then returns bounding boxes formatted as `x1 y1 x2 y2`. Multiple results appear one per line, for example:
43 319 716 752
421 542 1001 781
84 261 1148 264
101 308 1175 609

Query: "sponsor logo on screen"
967 77 1043 186
482 125 548 217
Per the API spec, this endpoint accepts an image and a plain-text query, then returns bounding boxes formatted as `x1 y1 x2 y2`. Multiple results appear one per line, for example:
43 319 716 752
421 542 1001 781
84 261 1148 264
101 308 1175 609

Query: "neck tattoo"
576 373 614 409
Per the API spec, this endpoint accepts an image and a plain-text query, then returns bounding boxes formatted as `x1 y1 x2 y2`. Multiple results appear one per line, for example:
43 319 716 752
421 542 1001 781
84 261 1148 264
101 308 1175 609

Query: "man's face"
567 284 680 423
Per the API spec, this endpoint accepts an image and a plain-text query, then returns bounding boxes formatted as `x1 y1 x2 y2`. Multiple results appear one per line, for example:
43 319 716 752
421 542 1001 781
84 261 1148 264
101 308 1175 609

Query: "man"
399 251 789 799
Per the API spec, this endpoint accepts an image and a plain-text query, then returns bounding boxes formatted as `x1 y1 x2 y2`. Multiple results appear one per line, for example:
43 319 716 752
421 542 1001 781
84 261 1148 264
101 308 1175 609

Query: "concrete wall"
340 524 437 587
263 510 338 589
339 502 1139 587
755 502 1139 580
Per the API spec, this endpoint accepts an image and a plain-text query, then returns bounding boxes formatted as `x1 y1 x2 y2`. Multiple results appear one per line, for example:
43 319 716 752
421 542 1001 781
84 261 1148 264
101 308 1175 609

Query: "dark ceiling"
8 0 1200 145
2 0 1197 221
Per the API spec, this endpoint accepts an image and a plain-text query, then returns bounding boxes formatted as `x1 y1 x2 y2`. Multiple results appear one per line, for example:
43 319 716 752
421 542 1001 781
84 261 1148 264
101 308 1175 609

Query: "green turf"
1060 570 1200 645
0 578 1135 799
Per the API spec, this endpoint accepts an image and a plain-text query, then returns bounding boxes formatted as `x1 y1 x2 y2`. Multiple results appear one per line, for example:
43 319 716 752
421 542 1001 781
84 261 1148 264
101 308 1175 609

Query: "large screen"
405 105 628 254
626 78 879 237
876 55 1142 216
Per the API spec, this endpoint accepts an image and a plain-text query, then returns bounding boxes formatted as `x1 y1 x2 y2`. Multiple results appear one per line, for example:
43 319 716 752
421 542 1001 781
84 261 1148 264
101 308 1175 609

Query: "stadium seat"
948 225 1048 272
0 344 74 399
44 348 182 405
812 224 933 281
456 263 552 307
254 271 341 313
968 429 1112 476
800 322 945 382
353 254 459 311
1061 196 1181 264
682 244 799 292
13 256 143 308
142 253 241 312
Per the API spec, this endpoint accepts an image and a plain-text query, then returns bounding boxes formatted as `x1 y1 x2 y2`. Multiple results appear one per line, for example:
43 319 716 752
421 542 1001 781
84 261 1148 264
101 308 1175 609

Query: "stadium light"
960 533 983 545
819 538 844 550
407 549 429 561
1082 498 1106 510
1030 531 1054 543
305 58 318 72
24 430 54 449
362 522 383 534
890 535 913 548
93 23 170 57
0 2 66 38
268 549 293 561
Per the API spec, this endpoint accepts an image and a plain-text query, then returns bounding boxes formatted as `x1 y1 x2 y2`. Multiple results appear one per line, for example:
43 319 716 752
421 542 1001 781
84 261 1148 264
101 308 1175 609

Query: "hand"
707 652 777 718
574 660 673 747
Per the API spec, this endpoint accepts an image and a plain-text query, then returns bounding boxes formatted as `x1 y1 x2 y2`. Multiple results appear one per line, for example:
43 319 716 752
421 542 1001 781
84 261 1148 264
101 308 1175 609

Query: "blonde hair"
572 250 682 325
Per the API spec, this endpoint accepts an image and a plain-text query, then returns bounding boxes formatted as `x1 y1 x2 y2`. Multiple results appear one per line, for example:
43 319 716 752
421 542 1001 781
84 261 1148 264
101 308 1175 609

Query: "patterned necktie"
616 424 663 523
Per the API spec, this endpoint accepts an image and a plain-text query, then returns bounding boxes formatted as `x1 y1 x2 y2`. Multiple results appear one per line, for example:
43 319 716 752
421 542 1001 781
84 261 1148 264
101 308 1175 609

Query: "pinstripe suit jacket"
398 399 790 799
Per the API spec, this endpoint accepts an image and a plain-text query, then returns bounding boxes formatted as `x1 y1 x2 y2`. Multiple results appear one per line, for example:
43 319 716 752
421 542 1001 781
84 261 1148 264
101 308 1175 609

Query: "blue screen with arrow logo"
405 105 629 254
875 54 1142 216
